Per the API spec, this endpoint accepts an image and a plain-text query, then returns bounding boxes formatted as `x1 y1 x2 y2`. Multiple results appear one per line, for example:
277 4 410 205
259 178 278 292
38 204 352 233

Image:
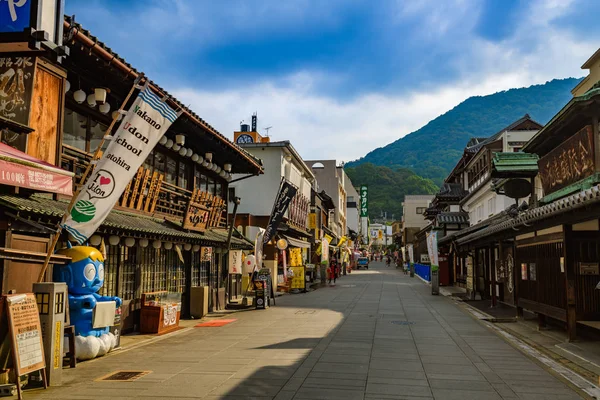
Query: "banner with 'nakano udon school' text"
63 85 179 244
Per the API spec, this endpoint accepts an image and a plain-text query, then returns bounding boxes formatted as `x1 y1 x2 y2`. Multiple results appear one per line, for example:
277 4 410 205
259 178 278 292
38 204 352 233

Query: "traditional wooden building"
0 17 262 332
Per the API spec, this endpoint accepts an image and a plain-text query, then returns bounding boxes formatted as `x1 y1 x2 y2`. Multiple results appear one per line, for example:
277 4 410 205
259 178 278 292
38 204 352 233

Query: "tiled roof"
492 152 539 177
436 212 469 225
456 184 600 245
466 114 542 155
0 194 252 249
437 183 468 200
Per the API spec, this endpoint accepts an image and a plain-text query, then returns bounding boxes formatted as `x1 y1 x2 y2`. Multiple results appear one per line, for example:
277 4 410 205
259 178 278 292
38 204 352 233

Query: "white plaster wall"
229 147 282 216
402 196 432 229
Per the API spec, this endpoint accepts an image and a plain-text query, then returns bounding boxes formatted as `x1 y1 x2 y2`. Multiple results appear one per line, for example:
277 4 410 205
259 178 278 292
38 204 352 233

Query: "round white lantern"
99 103 111 114
73 89 86 104
165 139 174 149
87 93 97 108
159 136 167 145
111 110 123 121
219 170 226 178
186 148 193 157
164 242 173 250
178 147 187 156
125 237 135 247
192 154 199 162
172 144 181 152
139 238 149 248
197 156 204 164
65 80 71 92
183 243 192 251
108 235 120 246
152 240 162 249
192 245 200 252
89 235 102 246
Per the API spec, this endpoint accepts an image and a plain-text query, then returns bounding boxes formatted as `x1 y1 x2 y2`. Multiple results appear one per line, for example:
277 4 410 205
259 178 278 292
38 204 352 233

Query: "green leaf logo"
71 200 96 223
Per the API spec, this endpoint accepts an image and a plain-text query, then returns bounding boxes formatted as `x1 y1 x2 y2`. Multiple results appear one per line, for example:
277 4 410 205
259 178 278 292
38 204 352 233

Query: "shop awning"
0 194 252 249
0 143 73 195
284 235 311 249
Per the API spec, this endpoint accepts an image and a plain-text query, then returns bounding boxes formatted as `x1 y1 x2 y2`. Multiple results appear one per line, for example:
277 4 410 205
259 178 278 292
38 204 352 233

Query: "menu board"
6 293 46 376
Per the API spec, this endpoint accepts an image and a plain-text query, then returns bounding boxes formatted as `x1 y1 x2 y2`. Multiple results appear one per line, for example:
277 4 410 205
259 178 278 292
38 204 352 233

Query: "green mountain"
347 78 582 185
345 163 438 220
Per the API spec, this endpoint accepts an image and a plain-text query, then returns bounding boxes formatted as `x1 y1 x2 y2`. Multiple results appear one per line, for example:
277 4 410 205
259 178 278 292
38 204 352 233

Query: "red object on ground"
194 319 237 327
0 143 73 195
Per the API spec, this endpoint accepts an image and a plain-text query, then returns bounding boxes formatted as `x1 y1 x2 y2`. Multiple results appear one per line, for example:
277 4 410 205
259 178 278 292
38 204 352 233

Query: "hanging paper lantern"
172 144 181 152
183 243 192 251
139 238 149 248
191 154 199 162
65 80 71 92
87 93 97 108
192 245 200 252
124 237 135 247
90 235 102 246
99 103 111 114
178 147 187 156
165 139 174 149
73 89 86 104
186 148 193 157
164 242 173 250
108 235 120 246
159 136 168 145
152 240 162 249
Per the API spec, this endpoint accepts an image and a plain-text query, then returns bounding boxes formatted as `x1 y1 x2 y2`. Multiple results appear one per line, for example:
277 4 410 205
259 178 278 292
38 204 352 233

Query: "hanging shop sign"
360 185 368 217
183 201 210 232
200 247 213 262
62 85 180 244
290 266 305 289
538 125 595 196
466 256 474 290
0 0 65 51
289 248 302 267
407 244 414 264
263 179 297 245
0 55 35 127
308 213 316 229
228 250 242 274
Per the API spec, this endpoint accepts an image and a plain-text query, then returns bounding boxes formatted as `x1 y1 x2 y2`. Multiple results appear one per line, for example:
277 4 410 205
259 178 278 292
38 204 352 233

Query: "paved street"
27 261 583 400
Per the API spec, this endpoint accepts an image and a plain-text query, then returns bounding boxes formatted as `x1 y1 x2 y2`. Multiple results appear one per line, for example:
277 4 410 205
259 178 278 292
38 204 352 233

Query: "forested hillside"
345 163 438 220
347 78 581 185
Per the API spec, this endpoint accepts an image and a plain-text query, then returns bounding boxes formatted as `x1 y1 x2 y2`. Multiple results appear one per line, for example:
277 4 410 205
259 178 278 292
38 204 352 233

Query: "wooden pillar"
593 115 600 173
490 244 497 307
515 242 524 318
564 224 577 342
537 313 547 330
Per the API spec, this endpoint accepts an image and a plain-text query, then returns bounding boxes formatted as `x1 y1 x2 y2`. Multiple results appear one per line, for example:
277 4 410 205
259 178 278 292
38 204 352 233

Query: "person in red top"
328 256 338 285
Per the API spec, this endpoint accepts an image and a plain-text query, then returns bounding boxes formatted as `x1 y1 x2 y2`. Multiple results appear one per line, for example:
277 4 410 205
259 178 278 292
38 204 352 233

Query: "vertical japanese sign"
255 228 265 270
360 185 368 217
263 179 297 245
62 85 179 243
407 244 414 264
228 250 242 274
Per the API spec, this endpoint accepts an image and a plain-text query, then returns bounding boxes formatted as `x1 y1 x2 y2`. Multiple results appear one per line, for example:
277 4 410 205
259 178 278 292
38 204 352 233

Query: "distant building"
401 195 434 246
572 49 600 97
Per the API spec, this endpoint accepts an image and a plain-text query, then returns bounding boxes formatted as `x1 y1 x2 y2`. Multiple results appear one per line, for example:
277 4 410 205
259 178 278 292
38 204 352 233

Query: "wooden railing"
61 145 226 229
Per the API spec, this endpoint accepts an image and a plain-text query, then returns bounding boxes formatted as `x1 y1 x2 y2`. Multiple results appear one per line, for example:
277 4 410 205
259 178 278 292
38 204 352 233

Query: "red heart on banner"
100 176 111 185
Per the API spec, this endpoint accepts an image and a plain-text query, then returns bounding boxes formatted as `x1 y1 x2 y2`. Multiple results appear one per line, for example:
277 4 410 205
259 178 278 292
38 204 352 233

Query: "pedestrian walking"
328 256 338 285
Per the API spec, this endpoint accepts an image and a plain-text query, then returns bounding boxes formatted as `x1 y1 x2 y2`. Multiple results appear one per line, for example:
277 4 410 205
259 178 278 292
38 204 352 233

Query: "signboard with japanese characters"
0 55 35 134
183 201 210 232
228 250 242 274
6 293 46 376
539 125 595 196
360 185 368 217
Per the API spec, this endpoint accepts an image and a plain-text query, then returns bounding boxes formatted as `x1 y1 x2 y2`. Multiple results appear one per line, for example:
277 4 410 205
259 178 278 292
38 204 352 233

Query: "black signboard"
263 179 297 244
0 55 35 126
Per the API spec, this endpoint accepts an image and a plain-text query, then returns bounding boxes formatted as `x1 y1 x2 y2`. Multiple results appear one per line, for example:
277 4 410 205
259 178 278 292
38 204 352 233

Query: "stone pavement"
22 261 584 399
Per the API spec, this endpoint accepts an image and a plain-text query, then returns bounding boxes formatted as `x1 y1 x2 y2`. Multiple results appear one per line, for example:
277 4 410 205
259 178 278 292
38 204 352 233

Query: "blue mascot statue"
54 244 122 360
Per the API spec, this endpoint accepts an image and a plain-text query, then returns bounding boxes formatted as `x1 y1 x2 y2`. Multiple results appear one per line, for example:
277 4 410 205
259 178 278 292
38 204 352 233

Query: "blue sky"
67 0 599 161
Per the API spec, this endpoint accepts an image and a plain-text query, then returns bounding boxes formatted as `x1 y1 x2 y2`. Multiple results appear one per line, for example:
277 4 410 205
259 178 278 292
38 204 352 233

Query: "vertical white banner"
255 228 265 271
321 238 329 264
426 231 439 268
63 85 179 243
407 244 414 264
